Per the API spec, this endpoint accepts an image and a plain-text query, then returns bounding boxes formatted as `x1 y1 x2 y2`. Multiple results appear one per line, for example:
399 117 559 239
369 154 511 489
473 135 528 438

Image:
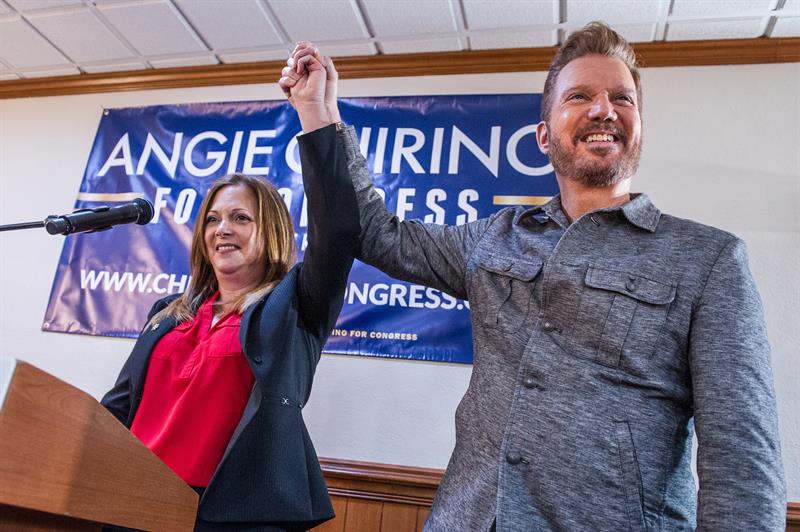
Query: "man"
280 22 786 531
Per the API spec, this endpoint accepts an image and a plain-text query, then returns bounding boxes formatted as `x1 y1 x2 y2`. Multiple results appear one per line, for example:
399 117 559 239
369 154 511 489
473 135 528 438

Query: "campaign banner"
43 95 556 364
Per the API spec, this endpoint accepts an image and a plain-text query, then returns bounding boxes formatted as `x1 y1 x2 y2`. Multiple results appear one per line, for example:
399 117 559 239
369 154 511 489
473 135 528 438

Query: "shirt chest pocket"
477 255 543 329
571 265 676 369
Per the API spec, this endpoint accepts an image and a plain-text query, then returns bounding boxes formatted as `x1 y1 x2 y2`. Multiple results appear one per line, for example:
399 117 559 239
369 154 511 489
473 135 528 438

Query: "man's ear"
536 121 549 154
536 121 550 155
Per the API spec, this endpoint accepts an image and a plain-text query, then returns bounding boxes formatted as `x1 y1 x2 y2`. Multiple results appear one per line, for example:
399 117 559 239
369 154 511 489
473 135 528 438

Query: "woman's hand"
278 42 341 133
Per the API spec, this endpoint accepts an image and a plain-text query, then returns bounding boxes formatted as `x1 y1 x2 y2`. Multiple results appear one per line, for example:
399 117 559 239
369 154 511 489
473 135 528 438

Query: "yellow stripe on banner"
76 192 144 202
493 195 552 206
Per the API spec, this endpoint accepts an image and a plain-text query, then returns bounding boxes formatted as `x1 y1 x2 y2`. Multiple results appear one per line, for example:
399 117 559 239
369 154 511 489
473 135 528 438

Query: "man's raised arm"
279 44 494 300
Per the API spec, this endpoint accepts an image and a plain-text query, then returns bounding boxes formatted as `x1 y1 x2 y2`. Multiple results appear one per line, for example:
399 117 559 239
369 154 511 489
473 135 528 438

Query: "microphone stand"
0 215 68 234
0 220 48 232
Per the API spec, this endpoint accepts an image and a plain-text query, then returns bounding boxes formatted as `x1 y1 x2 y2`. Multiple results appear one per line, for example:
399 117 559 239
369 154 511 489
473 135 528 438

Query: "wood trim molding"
320 458 443 507
0 37 797 100
789 502 800 527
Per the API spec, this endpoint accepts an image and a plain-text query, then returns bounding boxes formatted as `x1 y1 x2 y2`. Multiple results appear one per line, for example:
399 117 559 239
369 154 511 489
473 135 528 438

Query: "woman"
101 118 360 530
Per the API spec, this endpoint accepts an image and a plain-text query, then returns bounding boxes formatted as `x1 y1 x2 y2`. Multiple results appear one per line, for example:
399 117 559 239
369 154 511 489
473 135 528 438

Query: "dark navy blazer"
101 125 359 531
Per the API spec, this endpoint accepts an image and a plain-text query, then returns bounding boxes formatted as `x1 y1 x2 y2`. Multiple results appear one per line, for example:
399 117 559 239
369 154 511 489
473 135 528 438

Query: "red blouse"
131 293 255 487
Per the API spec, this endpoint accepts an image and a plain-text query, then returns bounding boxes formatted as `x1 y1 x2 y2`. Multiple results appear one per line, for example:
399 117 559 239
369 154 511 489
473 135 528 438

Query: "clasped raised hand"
278 41 341 133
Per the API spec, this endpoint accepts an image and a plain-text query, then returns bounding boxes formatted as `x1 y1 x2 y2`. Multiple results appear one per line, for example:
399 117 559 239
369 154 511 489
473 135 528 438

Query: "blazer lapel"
129 316 178 398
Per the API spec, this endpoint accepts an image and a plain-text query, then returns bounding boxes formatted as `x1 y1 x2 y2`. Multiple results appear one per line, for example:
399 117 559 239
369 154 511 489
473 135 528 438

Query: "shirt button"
542 321 555 332
253 355 262 363
626 276 637 292
523 376 537 389
506 451 522 465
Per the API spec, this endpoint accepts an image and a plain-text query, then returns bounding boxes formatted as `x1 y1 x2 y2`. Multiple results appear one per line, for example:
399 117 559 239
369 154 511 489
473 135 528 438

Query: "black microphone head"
132 198 154 225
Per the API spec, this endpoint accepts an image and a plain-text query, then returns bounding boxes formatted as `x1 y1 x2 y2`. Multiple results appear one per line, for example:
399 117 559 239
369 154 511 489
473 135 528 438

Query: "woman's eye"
236 214 251 222
205 216 218 224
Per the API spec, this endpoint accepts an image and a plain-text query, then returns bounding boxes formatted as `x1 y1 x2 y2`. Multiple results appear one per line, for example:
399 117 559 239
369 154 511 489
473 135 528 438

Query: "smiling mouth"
581 132 619 143
216 243 240 252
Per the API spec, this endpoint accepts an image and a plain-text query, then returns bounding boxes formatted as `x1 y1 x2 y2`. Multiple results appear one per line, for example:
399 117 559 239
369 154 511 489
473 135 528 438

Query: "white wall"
1 63 798 499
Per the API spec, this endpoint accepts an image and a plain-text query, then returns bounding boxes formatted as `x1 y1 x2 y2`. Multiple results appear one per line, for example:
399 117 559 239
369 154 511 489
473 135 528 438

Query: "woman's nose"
215 219 231 236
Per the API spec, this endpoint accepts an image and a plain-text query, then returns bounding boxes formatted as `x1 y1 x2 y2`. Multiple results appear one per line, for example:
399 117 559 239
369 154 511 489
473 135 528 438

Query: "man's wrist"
326 103 341 125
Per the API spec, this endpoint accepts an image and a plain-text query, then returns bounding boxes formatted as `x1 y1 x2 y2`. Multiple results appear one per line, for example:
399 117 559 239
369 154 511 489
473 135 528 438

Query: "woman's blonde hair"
148 174 296 327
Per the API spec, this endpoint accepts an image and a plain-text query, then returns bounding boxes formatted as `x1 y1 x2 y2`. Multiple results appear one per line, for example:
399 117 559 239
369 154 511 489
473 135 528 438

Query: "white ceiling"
0 0 797 81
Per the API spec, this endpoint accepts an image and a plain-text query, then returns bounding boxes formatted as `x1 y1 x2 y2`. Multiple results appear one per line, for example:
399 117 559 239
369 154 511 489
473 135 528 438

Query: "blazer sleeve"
294 124 361 339
689 237 786 530
338 125 491 301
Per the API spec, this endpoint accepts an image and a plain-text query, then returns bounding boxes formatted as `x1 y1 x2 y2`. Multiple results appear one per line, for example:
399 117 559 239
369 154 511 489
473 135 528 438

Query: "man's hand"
278 41 341 133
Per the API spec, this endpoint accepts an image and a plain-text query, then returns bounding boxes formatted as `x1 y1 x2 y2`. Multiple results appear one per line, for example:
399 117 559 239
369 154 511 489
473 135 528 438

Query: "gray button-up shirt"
335 125 785 531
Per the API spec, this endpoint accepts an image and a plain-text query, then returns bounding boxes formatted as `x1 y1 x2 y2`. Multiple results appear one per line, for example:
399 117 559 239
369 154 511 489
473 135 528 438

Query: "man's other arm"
281 42 490 299
689 237 786 530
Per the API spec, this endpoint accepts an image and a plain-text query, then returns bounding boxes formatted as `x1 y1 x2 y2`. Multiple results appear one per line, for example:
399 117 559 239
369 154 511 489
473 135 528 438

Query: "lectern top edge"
0 357 17 412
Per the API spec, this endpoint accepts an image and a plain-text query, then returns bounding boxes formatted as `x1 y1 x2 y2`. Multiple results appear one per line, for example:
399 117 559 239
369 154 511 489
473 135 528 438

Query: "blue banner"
43 95 556 364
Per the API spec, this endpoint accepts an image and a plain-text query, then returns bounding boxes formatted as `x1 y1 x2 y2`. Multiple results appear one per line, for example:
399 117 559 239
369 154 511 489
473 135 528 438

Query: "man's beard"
547 125 641 188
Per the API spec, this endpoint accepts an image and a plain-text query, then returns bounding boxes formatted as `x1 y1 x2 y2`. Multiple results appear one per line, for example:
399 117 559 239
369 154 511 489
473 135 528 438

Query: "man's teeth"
585 134 615 142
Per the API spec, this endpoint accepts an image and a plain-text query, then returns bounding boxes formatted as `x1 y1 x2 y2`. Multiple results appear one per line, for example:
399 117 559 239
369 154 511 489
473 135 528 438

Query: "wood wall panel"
316 458 799 532
315 497 348 532
342 499 383 532
0 37 797 100
380 502 418 531
415 507 430 532
788 502 800 532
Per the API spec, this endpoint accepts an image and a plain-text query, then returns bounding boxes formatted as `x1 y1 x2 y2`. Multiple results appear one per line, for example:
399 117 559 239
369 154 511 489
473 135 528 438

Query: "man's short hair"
540 22 641 123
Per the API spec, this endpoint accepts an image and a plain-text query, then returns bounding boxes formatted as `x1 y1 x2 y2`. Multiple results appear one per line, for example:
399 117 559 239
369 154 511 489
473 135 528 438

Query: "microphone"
44 198 154 235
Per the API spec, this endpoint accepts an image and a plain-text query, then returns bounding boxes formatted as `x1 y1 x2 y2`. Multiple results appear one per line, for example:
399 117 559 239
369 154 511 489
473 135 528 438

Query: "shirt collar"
514 195 570 229
618 193 661 232
515 192 661 232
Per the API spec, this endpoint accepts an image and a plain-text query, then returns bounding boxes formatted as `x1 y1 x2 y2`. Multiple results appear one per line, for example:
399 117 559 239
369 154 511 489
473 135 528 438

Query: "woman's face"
203 184 265 289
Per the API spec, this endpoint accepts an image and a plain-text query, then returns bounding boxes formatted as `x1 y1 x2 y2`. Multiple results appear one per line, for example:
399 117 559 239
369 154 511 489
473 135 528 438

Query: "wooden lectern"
0 357 198 531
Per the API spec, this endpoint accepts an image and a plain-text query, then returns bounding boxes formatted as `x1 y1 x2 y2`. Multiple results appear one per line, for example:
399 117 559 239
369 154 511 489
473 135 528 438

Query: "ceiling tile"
782 0 800 13
81 61 148 73
566 22 656 43
0 4 11 14
269 0 370 42
772 16 800 37
6 0 82 12
380 37 462 54
616 23 657 43
150 55 219 68
175 0 282 50
462 0 557 30
470 29 557 49
567 0 665 24
22 66 81 77
98 0 207 55
0 17 69 68
27 9 134 62
671 0 776 18
325 42 377 57
218 49 292 63
362 0 457 37
667 18 766 40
